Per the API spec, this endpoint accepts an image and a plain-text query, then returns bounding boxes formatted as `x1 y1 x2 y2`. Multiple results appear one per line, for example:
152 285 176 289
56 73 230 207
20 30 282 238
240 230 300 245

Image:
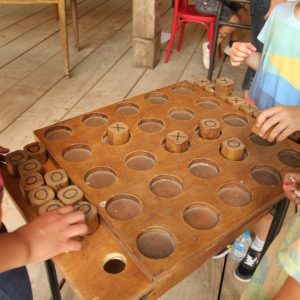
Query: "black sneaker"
234 248 262 282
212 245 232 259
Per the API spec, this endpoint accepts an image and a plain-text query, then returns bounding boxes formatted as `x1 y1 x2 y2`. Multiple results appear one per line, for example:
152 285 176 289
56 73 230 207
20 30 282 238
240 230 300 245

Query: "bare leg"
252 213 273 241
217 14 240 45
231 6 249 41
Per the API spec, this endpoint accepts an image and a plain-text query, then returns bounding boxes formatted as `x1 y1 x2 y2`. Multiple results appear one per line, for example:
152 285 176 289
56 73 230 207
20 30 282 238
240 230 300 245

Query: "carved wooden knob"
19 172 44 200
74 201 99 234
227 96 245 109
239 103 259 117
251 123 273 141
28 185 55 207
215 77 233 97
44 169 69 192
221 138 245 161
38 199 64 215
204 83 216 95
199 119 221 140
166 130 189 153
5 150 28 177
18 158 42 177
194 78 211 90
23 142 47 164
107 122 129 145
57 185 84 205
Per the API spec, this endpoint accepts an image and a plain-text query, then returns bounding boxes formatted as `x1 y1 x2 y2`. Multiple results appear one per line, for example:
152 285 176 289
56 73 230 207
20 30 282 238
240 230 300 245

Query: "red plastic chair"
165 0 217 63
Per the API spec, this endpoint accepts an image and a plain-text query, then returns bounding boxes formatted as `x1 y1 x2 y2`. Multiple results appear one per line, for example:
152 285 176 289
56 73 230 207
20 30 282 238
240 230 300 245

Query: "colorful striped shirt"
248 1 300 109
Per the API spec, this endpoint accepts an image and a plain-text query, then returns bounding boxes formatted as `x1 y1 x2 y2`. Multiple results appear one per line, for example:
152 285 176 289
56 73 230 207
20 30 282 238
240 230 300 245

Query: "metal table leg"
45 259 62 300
262 198 290 257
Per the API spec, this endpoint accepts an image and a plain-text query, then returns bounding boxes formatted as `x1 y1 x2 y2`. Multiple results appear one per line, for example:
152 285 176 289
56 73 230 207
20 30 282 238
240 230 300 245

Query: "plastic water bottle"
229 230 252 263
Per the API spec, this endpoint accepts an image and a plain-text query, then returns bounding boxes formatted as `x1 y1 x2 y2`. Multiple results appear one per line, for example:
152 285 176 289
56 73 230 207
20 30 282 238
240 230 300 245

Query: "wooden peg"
28 185 55 207
199 119 221 140
38 199 64 215
194 78 211 90
74 200 99 234
18 158 42 177
166 130 189 153
204 83 216 95
19 172 44 200
252 109 261 119
107 122 130 145
44 169 69 192
239 103 259 117
5 150 28 177
251 123 273 141
221 138 245 161
215 77 233 97
23 141 47 164
57 185 84 205
227 96 245 109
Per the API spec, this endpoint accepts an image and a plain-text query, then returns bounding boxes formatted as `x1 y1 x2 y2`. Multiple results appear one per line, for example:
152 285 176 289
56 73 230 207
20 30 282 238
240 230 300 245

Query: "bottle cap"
243 230 251 238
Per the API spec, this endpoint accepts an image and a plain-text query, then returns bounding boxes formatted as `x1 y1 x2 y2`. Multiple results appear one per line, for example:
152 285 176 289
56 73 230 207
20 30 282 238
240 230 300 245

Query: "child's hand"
0 146 9 165
15 206 88 263
283 173 300 205
230 42 257 66
255 106 300 142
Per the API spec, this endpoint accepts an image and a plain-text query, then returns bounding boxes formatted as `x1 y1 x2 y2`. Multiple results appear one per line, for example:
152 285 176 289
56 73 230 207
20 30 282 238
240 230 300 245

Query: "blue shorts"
0 224 33 300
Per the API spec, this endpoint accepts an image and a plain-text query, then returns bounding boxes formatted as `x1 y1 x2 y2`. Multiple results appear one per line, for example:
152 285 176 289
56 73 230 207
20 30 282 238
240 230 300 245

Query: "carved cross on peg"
215 77 234 97
195 78 211 90
240 103 259 117
227 96 245 109
166 130 189 153
107 122 130 145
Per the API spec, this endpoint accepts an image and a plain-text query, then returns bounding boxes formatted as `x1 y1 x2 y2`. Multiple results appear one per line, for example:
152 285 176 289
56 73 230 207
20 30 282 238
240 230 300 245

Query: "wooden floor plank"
0 6 57 48
0 0 131 134
0 4 48 32
0 0 117 80
0 76 18 96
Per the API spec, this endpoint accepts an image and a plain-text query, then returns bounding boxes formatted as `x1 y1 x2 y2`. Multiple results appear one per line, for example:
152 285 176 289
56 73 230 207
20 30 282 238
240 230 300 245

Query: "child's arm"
0 206 88 272
255 106 300 142
230 42 261 71
274 275 300 300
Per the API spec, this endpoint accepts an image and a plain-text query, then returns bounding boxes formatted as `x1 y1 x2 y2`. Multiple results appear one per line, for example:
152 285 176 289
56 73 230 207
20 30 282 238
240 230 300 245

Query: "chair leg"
71 0 79 51
176 21 186 51
164 19 179 63
57 0 70 77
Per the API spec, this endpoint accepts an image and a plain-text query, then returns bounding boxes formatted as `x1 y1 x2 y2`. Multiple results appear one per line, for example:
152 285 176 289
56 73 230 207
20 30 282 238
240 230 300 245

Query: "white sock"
250 236 265 252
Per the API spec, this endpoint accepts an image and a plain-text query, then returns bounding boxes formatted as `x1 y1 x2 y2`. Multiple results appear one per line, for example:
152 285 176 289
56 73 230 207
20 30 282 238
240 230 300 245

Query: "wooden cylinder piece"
23 141 47 164
239 103 259 117
194 78 211 90
19 172 44 200
18 158 42 177
57 185 84 205
74 200 99 234
44 169 69 192
204 83 216 95
227 96 245 109
28 185 55 207
221 138 245 161
251 123 273 141
38 199 64 215
165 130 189 153
5 150 28 177
107 122 130 145
199 119 221 140
215 77 233 97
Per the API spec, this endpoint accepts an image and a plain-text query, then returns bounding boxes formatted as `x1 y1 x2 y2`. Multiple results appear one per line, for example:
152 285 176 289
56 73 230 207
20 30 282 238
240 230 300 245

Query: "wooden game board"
10 81 300 299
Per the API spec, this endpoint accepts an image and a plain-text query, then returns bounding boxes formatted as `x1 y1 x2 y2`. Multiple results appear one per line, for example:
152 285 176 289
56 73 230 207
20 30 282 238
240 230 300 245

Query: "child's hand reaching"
230 42 257 66
0 205 88 272
255 106 300 142
283 173 300 205
16 206 88 263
